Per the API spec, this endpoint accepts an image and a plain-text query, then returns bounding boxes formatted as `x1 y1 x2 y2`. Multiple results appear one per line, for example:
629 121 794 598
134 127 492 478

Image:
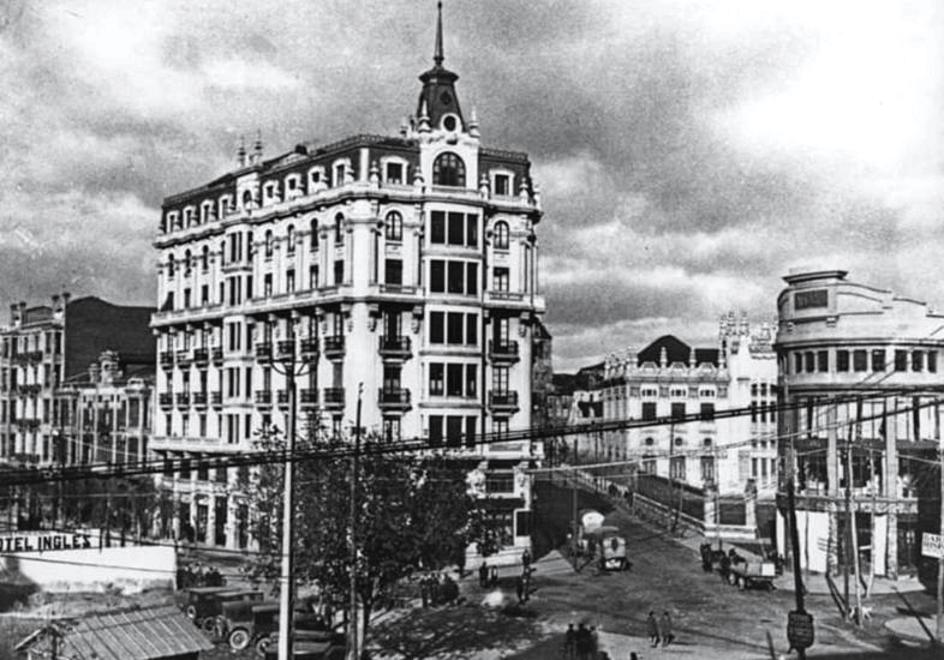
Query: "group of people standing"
563 622 601 659
646 611 674 648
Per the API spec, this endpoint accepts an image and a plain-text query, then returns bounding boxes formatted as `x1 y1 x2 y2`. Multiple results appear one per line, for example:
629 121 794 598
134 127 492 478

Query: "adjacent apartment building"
151 6 545 552
775 269 942 579
0 295 154 468
582 312 778 497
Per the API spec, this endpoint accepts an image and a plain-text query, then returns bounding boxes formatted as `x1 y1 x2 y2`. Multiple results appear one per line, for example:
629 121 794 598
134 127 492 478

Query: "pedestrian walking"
478 561 488 588
660 611 674 647
564 623 576 659
522 548 532 571
646 611 660 648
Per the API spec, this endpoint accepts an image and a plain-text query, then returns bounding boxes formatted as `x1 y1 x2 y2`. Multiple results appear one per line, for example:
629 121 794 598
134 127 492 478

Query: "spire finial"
434 1 444 67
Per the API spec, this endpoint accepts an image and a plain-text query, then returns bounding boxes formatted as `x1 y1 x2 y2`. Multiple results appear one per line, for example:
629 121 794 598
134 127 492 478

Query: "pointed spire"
434 1 444 68
237 135 247 167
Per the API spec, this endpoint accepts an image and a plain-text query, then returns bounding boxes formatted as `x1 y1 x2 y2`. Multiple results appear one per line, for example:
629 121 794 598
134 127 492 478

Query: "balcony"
488 390 519 414
175 392 190 407
193 348 209 366
488 339 520 363
192 391 208 408
255 390 273 407
275 340 295 362
277 389 290 409
211 347 223 365
210 391 223 408
300 388 318 409
300 338 319 359
159 350 175 367
378 336 411 361
323 336 345 361
17 418 40 429
25 350 44 363
377 388 411 412
255 343 273 363
159 393 174 409
323 387 345 410
176 349 192 365
19 384 42 395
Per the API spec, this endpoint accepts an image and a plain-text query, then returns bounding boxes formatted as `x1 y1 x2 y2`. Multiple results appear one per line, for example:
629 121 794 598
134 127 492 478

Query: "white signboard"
921 532 944 559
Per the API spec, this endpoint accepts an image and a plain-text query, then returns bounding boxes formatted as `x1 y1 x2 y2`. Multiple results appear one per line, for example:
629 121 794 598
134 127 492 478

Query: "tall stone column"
884 398 898 579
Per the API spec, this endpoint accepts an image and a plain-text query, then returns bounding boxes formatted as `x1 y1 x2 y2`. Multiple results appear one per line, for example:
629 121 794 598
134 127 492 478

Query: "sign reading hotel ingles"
794 289 828 311
0 533 93 553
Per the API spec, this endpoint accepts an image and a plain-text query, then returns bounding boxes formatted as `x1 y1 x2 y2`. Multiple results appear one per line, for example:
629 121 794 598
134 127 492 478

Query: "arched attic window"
432 152 465 187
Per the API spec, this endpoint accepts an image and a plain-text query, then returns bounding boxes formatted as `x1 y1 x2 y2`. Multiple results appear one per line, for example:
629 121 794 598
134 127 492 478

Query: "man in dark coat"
646 611 660 648
660 611 674 647
478 562 488 588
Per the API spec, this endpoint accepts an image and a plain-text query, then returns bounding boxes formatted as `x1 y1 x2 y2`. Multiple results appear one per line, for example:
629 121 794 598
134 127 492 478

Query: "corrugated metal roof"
20 605 214 659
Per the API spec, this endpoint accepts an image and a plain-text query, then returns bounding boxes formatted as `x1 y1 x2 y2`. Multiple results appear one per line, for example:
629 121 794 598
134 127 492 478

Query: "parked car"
222 599 323 654
180 586 236 624
201 589 266 637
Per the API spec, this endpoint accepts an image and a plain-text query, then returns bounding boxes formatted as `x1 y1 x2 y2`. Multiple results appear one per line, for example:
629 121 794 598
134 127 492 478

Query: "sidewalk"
884 615 941 646
773 570 925 595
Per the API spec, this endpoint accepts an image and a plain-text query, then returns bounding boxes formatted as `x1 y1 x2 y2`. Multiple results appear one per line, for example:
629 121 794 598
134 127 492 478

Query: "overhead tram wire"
4 384 944 487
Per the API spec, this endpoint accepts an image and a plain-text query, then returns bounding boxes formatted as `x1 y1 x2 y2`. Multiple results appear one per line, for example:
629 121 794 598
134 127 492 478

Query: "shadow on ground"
368 602 544 659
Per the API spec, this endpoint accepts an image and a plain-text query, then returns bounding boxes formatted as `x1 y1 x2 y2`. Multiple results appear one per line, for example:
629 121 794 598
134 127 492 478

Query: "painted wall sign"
0 533 93 553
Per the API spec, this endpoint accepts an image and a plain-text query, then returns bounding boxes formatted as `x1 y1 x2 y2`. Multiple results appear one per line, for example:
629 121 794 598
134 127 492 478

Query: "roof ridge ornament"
434 1 444 68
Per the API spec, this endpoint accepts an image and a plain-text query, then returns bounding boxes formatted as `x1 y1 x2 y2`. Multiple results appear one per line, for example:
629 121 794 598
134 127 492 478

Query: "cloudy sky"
1 0 943 371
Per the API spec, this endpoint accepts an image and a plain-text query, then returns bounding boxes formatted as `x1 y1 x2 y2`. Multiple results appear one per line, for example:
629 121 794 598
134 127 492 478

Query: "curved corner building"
775 269 942 579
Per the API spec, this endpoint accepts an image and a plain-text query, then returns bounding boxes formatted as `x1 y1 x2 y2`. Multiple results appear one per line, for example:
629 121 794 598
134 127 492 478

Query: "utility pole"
938 409 943 643
349 384 363 660
277 313 299 660
846 438 861 625
786 443 808 660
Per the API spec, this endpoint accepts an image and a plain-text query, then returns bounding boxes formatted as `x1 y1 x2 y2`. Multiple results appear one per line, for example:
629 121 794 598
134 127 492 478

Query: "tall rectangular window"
466 214 478 247
430 211 446 244
671 402 686 420
794 353 804 374
447 313 464 344
465 364 477 397
494 174 510 196
466 263 478 294
929 351 938 373
429 364 444 396
447 262 464 293
429 415 443 446
430 260 445 293
447 212 464 245
465 416 477 448
837 350 850 372
853 350 867 372
817 350 829 372
466 313 478 345
286 269 295 293
446 364 463 396
493 267 509 292
912 351 924 372
871 349 885 373
642 402 657 421
895 350 908 371
446 416 463 447
334 260 344 285
429 312 445 343
385 259 403 286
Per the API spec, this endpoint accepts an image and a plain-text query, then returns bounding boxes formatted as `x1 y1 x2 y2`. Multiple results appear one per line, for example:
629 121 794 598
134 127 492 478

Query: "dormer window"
309 167 324 188
264 183 276 203
432 152 465 187
242 190 254 210
184 207 194 227
386 162 404 185
333 162 347 187
200 201 212 223
494 173 511 196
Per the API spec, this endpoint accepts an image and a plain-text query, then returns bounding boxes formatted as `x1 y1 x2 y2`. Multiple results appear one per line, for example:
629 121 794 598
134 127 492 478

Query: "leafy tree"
239 425 498 642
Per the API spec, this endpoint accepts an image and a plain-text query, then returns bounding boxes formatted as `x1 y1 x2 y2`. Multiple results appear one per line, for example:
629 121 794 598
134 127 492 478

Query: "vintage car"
222 599 324 653
180 586 238 624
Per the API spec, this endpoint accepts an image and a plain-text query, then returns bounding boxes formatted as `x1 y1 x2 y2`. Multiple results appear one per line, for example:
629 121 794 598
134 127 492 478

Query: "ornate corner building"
151 6 545 551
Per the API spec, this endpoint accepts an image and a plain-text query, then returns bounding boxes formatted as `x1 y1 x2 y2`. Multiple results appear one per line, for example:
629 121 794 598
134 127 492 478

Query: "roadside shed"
14 604 213 660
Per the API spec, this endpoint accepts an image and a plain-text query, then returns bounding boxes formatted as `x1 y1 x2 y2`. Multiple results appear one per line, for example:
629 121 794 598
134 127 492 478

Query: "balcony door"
382 310 401 340
493 316 510 345
383 366 401 392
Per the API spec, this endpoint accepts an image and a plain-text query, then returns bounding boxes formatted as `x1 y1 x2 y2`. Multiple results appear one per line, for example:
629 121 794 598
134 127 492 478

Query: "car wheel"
228 628 251 651
737 576 746 591
185 605 197 620
201 617 217 634
255 635 273 657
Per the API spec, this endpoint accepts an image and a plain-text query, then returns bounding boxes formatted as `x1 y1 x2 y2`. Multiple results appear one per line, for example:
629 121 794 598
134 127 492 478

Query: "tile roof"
18 605 213 659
